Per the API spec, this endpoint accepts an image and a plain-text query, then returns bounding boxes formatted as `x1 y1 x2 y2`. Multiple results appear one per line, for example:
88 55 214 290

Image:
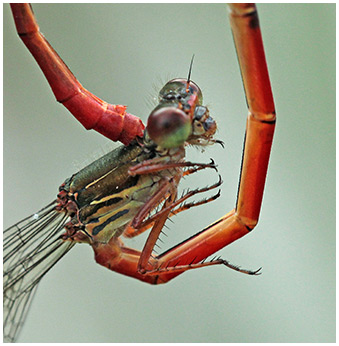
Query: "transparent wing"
3 201 75 342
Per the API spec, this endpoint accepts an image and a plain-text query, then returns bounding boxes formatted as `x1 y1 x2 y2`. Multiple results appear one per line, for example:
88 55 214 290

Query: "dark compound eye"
163 92 176 101
146 107 192 148
194 105 207 120
159 79 203 104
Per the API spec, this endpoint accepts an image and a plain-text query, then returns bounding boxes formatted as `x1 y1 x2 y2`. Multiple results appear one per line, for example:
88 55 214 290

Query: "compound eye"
147 107 192 148
187 81 202 98
194 105 207 120
162 91 176 101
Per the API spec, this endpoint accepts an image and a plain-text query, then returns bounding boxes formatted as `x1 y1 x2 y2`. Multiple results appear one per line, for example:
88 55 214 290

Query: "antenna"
186 54 195 92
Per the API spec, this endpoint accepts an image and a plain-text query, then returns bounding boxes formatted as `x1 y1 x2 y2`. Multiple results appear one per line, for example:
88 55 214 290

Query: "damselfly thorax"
57 141 182 244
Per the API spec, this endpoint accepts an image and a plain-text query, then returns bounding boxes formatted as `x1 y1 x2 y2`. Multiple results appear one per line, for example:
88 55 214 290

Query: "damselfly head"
146 78 217 149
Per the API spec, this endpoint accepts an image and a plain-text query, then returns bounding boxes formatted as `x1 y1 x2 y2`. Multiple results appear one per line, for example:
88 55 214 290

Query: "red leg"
10 4 144 145
94 218 259 286
229 3 275 227
93 238 158 284
137 198 175 274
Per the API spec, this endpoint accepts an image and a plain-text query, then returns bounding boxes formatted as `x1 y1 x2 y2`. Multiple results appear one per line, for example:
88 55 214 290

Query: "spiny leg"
123 176 221 238
139 258 261 277
124 158 220 238
133 176 222 229
128 159 217 176
94 221 260 286
137 196 176 274
123 187 221 239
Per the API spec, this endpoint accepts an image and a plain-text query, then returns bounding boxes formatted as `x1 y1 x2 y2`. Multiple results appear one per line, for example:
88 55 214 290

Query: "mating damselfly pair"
4 3 275 342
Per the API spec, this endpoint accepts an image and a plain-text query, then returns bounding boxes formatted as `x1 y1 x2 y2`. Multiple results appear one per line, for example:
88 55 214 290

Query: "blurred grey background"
4 3 335 342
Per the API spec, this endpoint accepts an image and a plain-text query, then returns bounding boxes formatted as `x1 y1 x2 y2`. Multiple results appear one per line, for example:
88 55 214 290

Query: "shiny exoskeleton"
6 3 275 342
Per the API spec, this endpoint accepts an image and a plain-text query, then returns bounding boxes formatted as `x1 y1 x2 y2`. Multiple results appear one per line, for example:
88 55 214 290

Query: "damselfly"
4 3 275 342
